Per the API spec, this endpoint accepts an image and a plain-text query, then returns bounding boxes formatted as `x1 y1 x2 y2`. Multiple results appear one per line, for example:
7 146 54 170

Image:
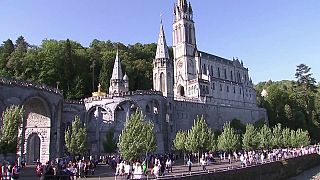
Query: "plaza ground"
19 159 242 180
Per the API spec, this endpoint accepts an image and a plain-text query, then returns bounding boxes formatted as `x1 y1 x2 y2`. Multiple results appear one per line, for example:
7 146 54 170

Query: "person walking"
187 159 192 172
200 158 206 171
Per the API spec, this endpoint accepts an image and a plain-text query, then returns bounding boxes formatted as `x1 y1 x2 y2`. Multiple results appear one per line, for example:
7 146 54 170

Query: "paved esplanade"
19 160 241 180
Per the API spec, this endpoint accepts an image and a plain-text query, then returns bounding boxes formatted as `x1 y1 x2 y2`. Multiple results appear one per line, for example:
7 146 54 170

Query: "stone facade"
0 0 267 164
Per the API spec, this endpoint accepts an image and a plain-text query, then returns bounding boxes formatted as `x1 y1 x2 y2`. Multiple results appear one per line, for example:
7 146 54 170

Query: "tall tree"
271 123 283 148
0 105 24 154
185 116 212 153
242 124 259 151
295 64 317 92
118 111 156 161
217 122 240 152
65 116 87 155
258 124 272 150
282 127 291 148
173 130 187 153
15 36 28 53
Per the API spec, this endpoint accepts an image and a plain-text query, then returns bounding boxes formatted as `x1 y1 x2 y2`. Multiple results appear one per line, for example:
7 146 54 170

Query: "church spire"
110 49 123 80
155 19 169 59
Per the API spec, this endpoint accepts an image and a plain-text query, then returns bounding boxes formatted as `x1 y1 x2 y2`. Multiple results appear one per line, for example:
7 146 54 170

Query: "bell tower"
173 0 197 98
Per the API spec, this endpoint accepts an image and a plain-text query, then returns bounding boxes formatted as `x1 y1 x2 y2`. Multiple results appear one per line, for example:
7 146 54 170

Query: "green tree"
258 124 272 150
173 130 187 152
65 116 87 155
295 64 317 92
185 116 212 153
294 129 310 147
242 124 259 151
217 122 240 152
282 127 291 148
103 128 117 154
15 36 28 53
208 129 217 152
271 123 283 148
0 105 24 154
118 111 156 161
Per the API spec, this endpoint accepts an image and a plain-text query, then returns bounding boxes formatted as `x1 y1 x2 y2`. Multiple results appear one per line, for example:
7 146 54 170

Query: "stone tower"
172 0 198 98
153 20 174 98
109 50 129 95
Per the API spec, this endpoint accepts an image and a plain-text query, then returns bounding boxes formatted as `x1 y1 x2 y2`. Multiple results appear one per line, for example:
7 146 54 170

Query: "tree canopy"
64 116 88 155
118 111 157 161
0 37 158 100
0 105 24 154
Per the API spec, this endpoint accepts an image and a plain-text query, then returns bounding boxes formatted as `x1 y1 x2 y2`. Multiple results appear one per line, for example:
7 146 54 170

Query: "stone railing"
64 99 84 105
0 77 62 96
84 90 163 103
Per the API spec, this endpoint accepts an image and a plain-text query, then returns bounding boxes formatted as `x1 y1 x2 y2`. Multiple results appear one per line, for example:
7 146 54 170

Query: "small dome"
123 73 129 81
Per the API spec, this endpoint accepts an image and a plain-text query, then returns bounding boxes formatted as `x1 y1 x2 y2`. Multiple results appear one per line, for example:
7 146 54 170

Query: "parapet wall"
170 153 320 180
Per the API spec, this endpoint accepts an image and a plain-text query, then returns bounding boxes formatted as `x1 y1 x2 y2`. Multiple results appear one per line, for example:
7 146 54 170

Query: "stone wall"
167 154 320 180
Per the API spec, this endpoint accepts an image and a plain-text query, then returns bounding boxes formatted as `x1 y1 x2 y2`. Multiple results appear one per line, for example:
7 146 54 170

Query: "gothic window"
211 66 214 76
203 64 206 75
218 68 221 78
146 105 151 113
189 25 192 44
233 86 236 93
231 71 233 81
240 88 242 94
206 86 209 94
212 83 215 90
227 86 229 92
185 24 189 43
179 26 182 43
175 28 178 44
220 84 222 91
179 85 185 96
160 72 165 92
224 69 227 79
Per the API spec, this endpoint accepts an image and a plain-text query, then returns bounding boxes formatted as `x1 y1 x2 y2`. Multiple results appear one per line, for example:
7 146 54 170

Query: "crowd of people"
0 161 20 180
34 158 98 180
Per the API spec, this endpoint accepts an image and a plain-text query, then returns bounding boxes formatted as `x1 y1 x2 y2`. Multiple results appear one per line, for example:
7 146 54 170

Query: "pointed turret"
155 20 170 60
109 50 128 95
110 49 123 80
153 19 173 98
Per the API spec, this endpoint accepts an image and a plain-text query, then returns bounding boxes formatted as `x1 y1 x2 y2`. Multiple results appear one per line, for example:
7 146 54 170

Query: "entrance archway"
178 85 185 96
27 134 41 164
23 96 51 164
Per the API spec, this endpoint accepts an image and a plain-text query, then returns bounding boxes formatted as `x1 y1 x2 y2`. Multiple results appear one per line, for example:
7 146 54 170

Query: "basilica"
0 0 267 164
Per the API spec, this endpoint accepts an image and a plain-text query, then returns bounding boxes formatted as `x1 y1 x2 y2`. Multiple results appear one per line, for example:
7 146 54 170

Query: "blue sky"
1 0 319 84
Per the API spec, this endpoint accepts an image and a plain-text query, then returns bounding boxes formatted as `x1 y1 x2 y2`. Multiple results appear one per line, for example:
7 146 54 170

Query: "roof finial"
160 12 163 24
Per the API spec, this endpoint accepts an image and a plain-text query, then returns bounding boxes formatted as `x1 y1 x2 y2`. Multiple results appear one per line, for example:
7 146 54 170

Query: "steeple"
155 20 170 60
153 19 174 98
110 49 123 80
109 50 129 95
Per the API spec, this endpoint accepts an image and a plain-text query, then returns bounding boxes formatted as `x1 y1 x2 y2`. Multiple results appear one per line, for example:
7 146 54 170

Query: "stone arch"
26 133 41 164
86 105 114 154
22 96 51 164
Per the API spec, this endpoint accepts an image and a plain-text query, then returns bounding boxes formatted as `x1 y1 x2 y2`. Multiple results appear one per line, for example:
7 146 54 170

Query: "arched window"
230 71 233 81
160 72 165 92
189 26 193 44
185 24 189 43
